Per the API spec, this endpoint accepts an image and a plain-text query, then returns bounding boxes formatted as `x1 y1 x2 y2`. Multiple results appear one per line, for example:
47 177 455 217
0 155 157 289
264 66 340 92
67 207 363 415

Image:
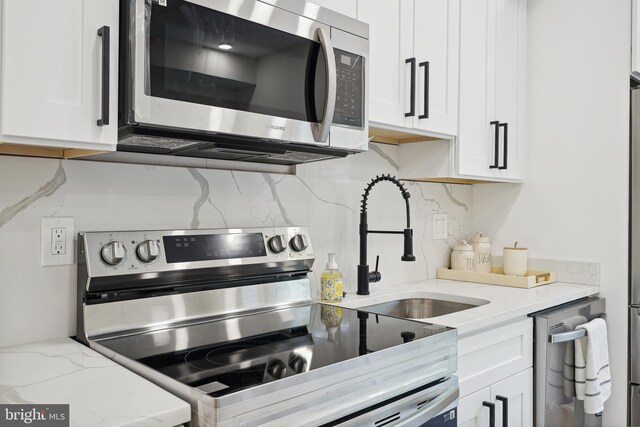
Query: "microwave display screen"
333 49 364 129
163 233 267 263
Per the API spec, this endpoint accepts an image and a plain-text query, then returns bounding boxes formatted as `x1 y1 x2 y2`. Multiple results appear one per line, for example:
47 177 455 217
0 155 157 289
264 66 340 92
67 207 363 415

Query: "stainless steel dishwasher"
531 297 605 427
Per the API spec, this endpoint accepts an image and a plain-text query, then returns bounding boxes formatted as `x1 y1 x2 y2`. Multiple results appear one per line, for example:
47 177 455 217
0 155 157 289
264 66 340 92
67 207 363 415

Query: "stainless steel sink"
358 297 488 319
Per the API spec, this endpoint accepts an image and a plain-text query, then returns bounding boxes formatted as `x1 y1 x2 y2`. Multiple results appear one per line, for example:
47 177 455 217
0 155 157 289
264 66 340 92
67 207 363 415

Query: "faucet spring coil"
360 174 410 213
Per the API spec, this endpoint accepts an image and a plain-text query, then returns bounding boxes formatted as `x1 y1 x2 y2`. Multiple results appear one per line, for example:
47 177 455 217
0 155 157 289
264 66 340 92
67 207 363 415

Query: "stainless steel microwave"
117 0 369 165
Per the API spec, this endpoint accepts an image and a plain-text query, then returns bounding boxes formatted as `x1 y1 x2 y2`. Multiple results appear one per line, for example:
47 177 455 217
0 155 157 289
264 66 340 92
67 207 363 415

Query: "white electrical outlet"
51 228 66 255
432 214 448 240
41 217 75 266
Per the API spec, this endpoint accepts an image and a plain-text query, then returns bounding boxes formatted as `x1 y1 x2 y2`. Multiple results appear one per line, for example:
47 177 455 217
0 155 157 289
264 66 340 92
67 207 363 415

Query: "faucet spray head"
401 228 416 262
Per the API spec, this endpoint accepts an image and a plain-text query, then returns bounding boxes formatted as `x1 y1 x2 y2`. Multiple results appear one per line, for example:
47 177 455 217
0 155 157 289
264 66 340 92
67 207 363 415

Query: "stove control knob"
101 241 126 266
266 359 286 379
136 240 160 263
268 235 287 254
288 353 307 374
401 331 416 343
289 234 308 252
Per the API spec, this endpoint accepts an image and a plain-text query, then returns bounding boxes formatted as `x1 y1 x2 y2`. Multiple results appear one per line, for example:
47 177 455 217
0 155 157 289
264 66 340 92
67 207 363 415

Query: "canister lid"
453 240 473 251
504 241 527 250
471 232 490 243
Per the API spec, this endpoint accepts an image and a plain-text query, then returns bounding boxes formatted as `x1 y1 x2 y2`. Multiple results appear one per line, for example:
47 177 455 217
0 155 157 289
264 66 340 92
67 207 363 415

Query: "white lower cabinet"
459 369 533 427
491 369 533 427
459 387 492 427
457 318 533 427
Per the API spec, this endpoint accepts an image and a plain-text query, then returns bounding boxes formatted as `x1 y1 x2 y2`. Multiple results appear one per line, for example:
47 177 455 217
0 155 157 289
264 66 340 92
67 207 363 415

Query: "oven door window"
146 0 327 123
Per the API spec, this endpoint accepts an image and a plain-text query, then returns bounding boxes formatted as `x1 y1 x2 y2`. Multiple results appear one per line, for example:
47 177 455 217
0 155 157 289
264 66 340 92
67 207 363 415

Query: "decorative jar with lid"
451 241 475 271
471 233 492 273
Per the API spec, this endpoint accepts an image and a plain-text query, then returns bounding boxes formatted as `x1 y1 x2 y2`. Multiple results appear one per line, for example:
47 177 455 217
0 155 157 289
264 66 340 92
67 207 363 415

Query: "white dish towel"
562 315 588 400
574 318 611 414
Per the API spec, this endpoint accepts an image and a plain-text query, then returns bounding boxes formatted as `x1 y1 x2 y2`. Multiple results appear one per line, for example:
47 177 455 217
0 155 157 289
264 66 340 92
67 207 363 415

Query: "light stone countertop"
333 279 600 335
0 281 598 426
0 338 191 426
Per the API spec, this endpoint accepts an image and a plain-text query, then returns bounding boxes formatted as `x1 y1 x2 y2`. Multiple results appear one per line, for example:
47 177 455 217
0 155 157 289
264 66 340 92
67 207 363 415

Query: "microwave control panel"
333 49 364 129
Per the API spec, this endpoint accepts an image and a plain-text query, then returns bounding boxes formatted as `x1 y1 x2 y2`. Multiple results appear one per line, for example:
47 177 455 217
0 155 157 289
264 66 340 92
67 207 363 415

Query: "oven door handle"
312 27 337 143
396 386 459 426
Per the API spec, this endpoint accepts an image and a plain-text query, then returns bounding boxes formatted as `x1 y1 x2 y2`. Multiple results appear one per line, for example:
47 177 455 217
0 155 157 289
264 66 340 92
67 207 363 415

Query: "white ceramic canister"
451 241 475 271
503 243 528 276
471 233 492 273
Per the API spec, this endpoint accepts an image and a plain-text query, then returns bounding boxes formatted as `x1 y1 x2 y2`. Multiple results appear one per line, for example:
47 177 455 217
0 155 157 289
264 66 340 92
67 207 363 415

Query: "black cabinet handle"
496 395 509 427
483 401 496 427
498 123 508 170
489 121 500 168
405 58 416 117
97 26 110 126
418 61 429 119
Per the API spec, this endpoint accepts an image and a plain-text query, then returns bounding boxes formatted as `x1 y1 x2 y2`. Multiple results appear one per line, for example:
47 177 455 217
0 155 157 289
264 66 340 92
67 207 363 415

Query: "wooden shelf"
401 177 495 185
369 126 443 145
0 143 106 159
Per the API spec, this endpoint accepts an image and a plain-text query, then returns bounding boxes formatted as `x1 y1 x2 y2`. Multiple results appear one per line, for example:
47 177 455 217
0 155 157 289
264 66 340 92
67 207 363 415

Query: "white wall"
473 0 630 424
0 144 472 348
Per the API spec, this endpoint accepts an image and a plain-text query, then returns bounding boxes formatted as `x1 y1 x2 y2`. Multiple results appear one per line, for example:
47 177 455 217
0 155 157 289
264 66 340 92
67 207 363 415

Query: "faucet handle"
368 255 382 283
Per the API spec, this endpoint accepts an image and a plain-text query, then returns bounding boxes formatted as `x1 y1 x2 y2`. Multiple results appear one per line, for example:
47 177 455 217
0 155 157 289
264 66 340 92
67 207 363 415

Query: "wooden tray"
436 267 557 289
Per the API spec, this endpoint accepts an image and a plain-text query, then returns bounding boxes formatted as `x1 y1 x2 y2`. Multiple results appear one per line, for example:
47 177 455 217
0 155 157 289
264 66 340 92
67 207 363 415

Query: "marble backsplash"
0 143 473 347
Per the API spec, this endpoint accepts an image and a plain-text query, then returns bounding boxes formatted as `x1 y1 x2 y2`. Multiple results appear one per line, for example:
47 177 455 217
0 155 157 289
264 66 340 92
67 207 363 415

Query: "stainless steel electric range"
76 227 458 426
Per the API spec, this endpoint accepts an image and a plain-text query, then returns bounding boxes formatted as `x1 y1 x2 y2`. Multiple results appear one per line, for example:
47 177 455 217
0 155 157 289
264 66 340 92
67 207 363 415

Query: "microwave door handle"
312 27 336 143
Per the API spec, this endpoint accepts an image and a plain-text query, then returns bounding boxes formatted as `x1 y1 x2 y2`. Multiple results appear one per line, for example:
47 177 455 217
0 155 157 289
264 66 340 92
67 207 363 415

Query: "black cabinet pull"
496 395 509 427
489 121 500 168
97 26 110 126
405 58 416 117
498 123 508 170
418 61 429 119
483 401 496 427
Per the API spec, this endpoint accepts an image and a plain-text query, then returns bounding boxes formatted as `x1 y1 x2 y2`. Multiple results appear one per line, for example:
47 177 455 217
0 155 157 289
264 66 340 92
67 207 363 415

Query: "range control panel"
80 227 313 277
333 48 364 129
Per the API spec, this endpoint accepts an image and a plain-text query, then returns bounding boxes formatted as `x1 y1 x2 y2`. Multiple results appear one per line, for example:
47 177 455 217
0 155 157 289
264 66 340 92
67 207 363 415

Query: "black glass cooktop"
98 304 451 398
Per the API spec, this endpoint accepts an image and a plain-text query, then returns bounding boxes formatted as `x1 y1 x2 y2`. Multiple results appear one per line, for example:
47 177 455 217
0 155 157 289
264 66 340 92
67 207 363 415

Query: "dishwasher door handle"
549 329 586 343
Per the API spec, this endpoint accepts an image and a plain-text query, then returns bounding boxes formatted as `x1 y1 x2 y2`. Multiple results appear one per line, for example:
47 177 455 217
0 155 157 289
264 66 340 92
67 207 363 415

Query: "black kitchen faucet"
357 174 415 295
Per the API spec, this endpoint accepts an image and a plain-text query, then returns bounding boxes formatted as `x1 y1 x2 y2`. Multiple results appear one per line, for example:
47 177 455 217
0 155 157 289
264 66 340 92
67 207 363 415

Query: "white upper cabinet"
412 0 459 136
398 0 526 183
633 0 640 79
457 0 526 181
311 0 358 18
357 0 414 129
358 0 459 137
0 0 118 151
492 0 526 181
